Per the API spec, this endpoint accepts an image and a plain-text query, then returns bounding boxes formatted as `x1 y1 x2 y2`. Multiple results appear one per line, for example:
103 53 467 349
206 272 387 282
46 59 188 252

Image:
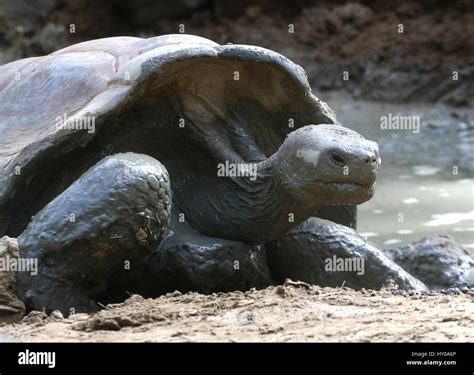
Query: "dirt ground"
1 280 472 342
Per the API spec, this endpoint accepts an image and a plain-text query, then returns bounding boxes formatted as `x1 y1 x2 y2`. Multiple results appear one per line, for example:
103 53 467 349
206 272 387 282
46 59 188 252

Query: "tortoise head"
193 123 381 244
274 124 380 206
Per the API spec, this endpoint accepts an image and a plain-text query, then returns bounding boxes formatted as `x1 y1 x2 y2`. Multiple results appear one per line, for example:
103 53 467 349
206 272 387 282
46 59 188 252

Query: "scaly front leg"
16 153 171 315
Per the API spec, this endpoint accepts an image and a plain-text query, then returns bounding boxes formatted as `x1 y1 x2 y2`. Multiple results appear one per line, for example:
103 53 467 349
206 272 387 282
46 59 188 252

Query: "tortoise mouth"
313 180 376 204
324 181 374 190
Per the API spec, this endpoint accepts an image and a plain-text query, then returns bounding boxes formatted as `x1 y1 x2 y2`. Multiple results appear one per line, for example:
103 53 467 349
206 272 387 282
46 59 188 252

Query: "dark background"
0 0 473 106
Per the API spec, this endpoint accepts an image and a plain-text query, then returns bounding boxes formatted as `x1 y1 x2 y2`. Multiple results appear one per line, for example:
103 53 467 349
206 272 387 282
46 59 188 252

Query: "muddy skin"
106 209 273 302
16 153 171 315
267 218 428 293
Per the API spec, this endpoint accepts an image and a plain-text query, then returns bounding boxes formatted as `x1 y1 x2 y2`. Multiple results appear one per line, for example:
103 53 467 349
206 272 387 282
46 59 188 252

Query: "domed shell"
0 34 337 235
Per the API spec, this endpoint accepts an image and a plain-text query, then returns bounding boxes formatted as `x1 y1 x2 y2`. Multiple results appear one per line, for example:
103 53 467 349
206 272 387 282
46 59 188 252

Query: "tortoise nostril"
365 153 380 170
330 153 345 166
365 156 376 164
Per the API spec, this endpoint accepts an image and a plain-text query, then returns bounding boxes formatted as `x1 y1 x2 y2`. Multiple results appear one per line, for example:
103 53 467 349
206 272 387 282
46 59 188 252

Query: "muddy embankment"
1 0 473 106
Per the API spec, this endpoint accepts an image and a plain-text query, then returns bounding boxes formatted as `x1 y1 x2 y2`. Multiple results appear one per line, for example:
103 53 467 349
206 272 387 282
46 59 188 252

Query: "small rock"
49 310 64 320
275 286 286 297
91 318 121 331
135 228 148 245
0 236 26 323
385 235 474 290
22 310 47 324
166 290 182 297
124 294 144 304
284 278 311 289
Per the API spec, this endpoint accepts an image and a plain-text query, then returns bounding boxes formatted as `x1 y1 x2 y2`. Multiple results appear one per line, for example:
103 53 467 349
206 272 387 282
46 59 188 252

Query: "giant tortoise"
0 34 427 315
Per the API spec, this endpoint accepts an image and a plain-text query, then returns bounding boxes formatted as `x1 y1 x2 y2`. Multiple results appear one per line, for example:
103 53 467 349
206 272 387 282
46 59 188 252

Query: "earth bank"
1 0 473 106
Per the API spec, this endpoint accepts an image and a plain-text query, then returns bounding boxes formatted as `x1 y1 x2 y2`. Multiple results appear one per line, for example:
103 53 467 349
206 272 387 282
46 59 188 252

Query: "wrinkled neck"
186 150 318 244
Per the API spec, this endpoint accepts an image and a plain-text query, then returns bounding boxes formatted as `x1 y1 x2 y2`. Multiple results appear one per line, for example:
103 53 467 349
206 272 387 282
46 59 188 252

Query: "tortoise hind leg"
16 152 171 315
124 212 273 297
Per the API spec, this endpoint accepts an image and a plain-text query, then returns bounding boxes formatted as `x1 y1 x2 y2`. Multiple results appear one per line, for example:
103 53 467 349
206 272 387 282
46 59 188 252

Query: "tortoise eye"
330 153 345 166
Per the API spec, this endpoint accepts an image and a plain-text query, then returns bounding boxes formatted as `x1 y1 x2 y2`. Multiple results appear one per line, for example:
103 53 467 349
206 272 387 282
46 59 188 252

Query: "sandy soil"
1 280 472 342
